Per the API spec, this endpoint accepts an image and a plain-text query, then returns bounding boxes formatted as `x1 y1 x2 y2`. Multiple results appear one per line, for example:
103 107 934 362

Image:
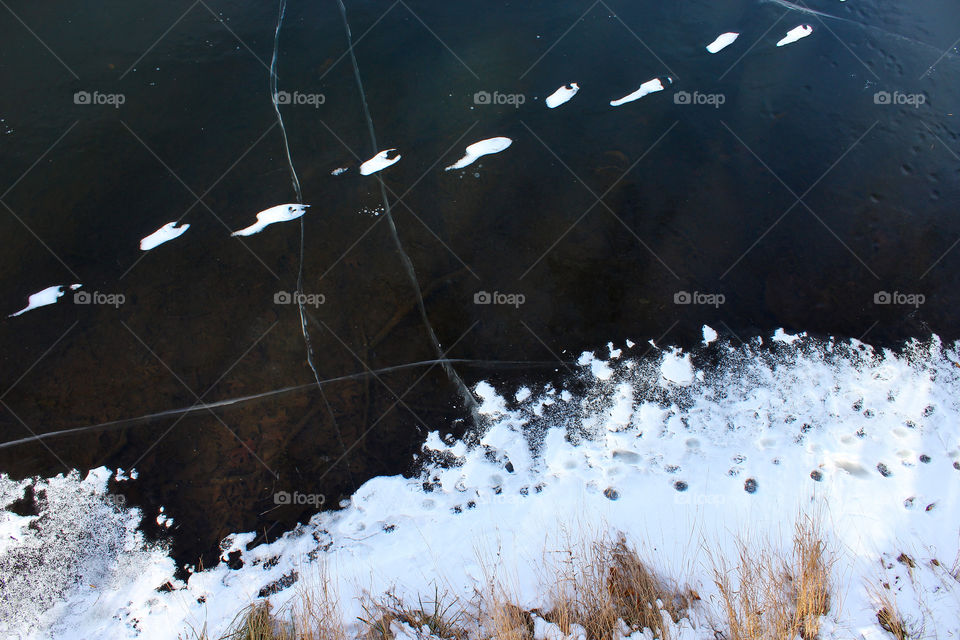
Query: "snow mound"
4 332 960 638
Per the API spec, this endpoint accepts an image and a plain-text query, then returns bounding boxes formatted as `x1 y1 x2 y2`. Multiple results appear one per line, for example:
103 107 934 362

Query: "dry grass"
868 579 910 640
358 588 467 640
478 588 533 640
875 605 909 640
711 515 834 640
187 563 345 640
545 534 697 640
188 518 846 640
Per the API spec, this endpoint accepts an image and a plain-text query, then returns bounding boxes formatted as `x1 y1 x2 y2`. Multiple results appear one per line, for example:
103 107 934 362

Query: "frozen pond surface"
0 1 959 631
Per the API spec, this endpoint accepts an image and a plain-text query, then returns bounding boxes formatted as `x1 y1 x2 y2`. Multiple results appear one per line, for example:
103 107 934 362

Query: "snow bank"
3 329 960 638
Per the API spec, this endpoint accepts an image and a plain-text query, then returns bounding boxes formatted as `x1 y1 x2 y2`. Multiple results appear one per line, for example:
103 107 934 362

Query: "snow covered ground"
2 329 959 638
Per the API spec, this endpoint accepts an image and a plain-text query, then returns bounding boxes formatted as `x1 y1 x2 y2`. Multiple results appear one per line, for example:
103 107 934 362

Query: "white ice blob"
609 78 670 107
776 25 813 47
330 167 348 176
230 204 309 237
360 149 401 175
706 32 739 53
772 327 806 344
545 83 579 108
444 137 513 171
139 222 189 251
702 324 718 346
9 283 82 317
659 348 694 386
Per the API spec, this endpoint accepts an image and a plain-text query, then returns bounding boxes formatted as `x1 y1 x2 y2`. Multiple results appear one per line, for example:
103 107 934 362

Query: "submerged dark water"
1 0 958 569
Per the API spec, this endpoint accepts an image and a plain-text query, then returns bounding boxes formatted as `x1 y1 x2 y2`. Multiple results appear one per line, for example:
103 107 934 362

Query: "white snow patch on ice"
610 78 670 107
702 325 718 346
777 25 813 47
545 83 579 108
578 350 614 380
445 137 513 171
659 348 694 386
139 221 189 250
706 32 739 53
608 342 622 359
8 284 82 317
773 328 806 344
476 381 508 416
230 204 308 237
360 149 401 175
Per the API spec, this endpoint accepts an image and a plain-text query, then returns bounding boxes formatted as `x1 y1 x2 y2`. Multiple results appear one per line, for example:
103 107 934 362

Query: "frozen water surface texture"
2 0 960 637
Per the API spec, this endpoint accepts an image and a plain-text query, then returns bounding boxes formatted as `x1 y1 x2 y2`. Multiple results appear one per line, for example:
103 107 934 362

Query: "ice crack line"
271 0 353 484
335 0 480 419
0 359 567 451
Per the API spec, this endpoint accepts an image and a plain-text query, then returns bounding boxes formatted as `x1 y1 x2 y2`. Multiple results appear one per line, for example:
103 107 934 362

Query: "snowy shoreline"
2 329 960 638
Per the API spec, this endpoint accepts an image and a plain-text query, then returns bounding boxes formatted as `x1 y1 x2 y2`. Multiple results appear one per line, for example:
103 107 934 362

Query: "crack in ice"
335 0 480 418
